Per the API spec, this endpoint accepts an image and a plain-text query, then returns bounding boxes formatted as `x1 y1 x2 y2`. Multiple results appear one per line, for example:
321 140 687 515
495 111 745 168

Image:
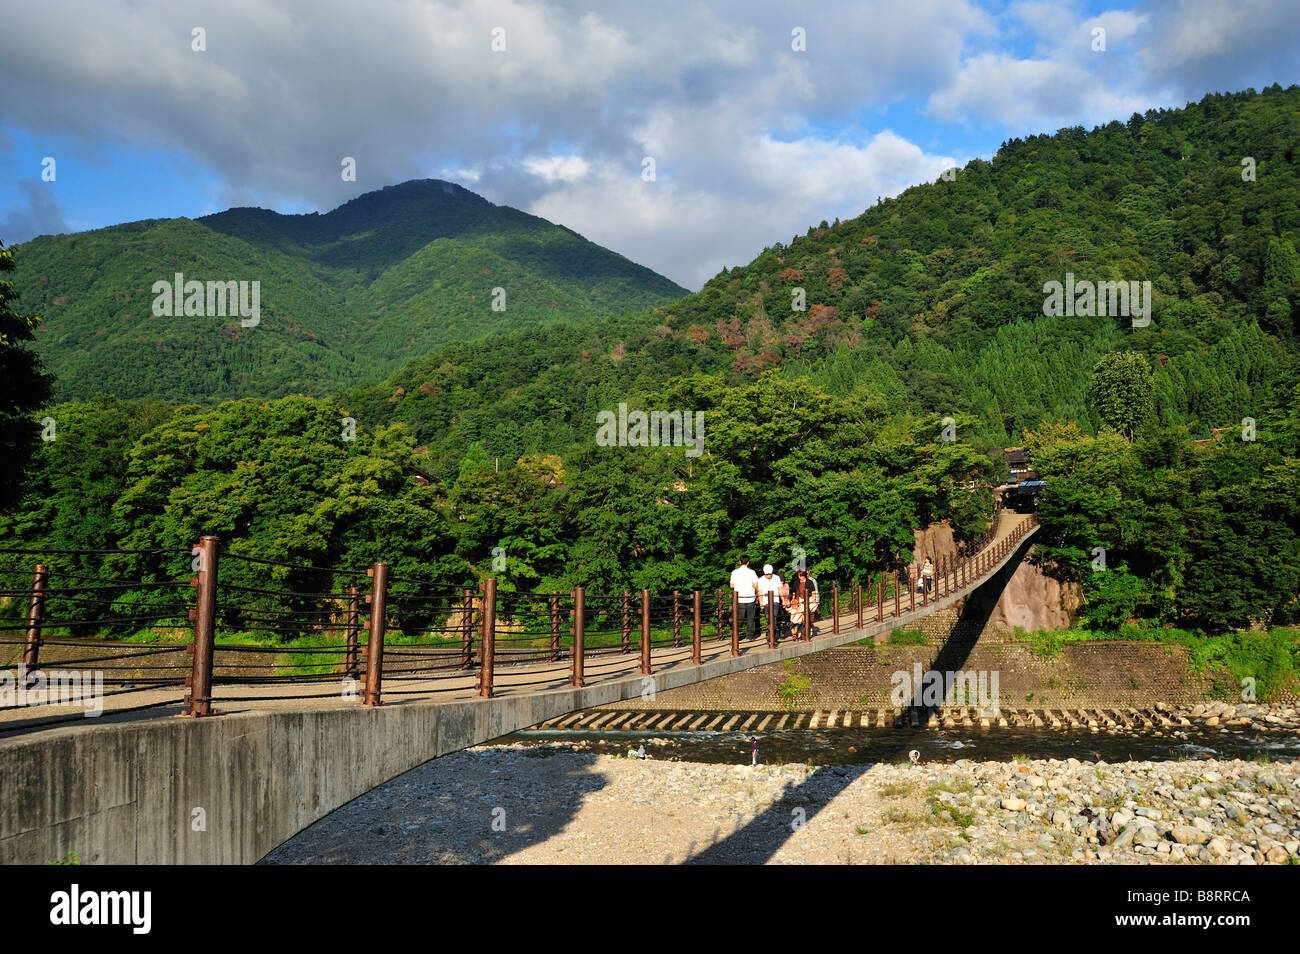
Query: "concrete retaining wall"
594 642 1248 712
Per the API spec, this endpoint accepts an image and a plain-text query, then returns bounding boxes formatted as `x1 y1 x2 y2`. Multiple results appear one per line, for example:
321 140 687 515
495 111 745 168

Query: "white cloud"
927 54 1150 129
521 127 957 289
521 155 590 183
0 0 1296 284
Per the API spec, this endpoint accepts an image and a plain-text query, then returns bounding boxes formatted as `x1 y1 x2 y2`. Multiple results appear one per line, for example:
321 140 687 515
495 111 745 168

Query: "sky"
1 0 1297 291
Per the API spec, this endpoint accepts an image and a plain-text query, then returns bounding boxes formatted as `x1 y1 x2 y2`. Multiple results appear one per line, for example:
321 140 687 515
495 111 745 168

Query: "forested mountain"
3 86 1298 638
9 179 688 402
355 85 1300 473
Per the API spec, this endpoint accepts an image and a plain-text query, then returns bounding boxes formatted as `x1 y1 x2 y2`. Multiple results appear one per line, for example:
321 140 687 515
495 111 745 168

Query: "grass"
1005 624 1300 701
878 781 916 798
887 627 928 646
776 658 812 709
930 800 976 828
927 778 975 795
883 807 929 826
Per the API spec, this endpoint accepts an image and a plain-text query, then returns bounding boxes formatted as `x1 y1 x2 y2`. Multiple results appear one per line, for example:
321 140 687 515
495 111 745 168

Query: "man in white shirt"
729 556 760 640
755 564 784 638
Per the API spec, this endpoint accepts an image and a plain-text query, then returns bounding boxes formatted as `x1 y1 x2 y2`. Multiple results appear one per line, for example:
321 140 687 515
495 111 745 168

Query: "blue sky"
2 0 1297 289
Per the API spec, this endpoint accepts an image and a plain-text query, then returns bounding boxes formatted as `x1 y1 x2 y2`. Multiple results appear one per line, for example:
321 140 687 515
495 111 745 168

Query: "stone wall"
595 642 1293 711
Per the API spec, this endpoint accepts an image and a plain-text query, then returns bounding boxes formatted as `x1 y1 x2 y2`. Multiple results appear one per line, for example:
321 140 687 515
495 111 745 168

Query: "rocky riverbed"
264 744 1300 865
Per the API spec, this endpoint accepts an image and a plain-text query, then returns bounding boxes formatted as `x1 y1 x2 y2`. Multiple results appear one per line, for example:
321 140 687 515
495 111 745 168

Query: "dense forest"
9 180 688 403
352 85 1300 473
1 86 1298 642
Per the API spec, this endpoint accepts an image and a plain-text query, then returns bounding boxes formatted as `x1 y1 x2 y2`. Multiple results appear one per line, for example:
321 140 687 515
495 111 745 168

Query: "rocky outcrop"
911 520 1082 637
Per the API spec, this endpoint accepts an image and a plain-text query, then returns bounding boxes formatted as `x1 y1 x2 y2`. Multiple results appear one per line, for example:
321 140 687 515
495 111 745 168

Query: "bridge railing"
0 544 195 725
0 513 1038 729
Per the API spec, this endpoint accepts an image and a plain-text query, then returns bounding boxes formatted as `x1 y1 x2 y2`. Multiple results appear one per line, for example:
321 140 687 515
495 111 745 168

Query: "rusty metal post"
672 590 682 648
361 562 389 706
759 590 769 649
730 589 740 656
549 592 561 661
691 590 702 665
183 536 219 717
715 589 724 640
909 570 916 613
621 590 632 654
21 564 47 679
855 583 863 629
344 585 361 679
572 587 586 688
893 571 901 618
459 587 474 669
572 590 587 686
640 589 652 676
877 575 884 623
832 583 839 635
478 577 496 699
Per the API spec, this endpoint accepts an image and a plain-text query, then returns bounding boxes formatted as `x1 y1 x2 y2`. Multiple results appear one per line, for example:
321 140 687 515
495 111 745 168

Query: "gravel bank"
263 747 1300 865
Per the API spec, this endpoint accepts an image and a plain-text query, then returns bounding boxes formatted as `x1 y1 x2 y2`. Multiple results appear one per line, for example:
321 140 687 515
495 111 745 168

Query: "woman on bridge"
786 568 819 641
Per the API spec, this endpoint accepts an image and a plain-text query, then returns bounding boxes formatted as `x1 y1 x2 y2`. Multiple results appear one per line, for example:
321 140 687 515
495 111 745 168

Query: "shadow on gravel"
683 762 876 865
260 748 608 864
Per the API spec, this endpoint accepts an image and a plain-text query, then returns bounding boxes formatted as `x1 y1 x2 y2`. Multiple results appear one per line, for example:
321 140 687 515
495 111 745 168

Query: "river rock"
1170 826 1211 845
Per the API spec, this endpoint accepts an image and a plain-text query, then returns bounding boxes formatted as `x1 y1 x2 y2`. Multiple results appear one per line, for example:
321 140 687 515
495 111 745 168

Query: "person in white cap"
755 564 784 638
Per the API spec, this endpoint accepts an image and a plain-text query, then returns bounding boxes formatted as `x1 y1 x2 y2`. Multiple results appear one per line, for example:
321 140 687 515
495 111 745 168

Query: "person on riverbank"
729 556 760 640
756 564 784 638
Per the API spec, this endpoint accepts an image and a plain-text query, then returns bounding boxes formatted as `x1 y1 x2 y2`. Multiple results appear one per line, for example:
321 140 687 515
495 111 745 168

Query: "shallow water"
503 723 1300 766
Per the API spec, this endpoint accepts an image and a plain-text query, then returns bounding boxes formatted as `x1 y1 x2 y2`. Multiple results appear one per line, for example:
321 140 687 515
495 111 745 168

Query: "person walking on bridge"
787 567 819 640
730 556 760 640
921 557 935 596
756 564 785 639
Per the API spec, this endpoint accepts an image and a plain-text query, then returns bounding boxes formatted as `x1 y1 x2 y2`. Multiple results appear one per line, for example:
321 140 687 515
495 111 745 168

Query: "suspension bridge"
0 512 1038 863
